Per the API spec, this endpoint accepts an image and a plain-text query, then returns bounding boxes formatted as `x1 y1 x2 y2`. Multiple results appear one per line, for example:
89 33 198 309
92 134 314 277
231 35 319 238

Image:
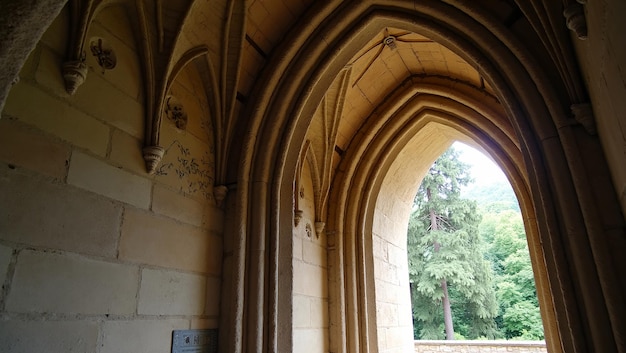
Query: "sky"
452 141 508 185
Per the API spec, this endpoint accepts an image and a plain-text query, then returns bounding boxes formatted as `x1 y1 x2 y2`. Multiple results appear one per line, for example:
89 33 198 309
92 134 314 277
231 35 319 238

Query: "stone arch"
325 78 550 353
229 3 623 353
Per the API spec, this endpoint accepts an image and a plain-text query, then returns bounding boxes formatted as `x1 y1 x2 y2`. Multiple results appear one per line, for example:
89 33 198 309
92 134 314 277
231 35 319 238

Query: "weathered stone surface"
152 184 204 227
0 119 70 178
310 297 328 328
109 128 146 175
0 168 122 257
72 71 144 138
0 320 99 353
0 0 66 113
6 250 139 315
3 82 110 156
293 261 327 298
67 151 152 209
303 240 326 267
293 328 328 353
190 318 219 329
138 268 206 315
205 276 221 316
293 295 310 328
0 244 13 287
100 319 188 353
120 208 222 274
202 205 225 233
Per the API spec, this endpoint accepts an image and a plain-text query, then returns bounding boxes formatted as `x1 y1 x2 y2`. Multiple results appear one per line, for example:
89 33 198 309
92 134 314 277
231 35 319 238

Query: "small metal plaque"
171 329 218 353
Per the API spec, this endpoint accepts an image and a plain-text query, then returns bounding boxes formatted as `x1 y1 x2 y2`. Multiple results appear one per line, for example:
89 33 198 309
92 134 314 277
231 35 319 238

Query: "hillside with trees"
408 146 544 340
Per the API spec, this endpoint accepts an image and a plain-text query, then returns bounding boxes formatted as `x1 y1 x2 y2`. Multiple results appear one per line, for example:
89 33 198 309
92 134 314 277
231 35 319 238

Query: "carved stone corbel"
571 102 596 134
213 185 229 207
63 0 101 94
564 3 587 40
62 60 88 94
142 145 165 174
314 221 325 238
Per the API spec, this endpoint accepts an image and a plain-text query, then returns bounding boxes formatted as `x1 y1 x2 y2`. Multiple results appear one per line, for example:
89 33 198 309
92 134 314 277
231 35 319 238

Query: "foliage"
408 146 545 341
408 147 498 340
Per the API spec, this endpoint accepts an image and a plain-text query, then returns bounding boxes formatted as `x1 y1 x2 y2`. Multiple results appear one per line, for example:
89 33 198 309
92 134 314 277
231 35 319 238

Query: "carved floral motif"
155 140 214 201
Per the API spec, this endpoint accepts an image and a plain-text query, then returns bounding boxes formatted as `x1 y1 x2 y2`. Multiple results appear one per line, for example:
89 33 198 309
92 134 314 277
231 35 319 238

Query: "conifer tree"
408 147 498 340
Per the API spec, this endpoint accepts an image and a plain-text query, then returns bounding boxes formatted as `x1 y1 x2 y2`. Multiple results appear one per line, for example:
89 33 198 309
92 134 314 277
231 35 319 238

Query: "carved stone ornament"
564 3 587 40
213 185 228 207
571 102 596 134
142 145 165 174
314 221 325 238
90 38 117 71
62 60 88 95
165 96 188 130
294 209 304 227
305 223 312 238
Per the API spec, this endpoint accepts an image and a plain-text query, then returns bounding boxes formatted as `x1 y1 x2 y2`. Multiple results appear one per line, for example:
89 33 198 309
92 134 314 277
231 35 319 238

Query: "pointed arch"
230 3 625 353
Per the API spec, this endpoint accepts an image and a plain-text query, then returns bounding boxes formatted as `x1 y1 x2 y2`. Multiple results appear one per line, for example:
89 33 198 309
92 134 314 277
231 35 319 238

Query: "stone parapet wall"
414 340 547 353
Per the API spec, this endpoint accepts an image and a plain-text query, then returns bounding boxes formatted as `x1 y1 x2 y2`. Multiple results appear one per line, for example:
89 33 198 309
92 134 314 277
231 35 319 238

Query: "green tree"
408 147 499 340
479 208 544 340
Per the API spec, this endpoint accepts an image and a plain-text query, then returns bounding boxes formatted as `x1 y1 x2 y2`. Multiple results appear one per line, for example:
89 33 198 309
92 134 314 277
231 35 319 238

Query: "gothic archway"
233 2 623 353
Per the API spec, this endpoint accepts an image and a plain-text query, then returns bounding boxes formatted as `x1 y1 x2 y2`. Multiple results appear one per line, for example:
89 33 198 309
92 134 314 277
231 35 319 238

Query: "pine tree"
408 147 499 340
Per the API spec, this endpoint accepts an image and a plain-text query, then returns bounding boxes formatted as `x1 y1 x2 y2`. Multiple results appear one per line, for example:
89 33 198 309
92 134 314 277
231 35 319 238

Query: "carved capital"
62 60 88 95
571 102 596 134
564 3 587 40
142 145 165 174
213 185 229 207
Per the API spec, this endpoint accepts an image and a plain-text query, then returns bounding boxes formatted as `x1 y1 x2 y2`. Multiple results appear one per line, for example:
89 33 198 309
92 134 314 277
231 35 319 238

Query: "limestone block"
100 319 188 353
386 243 407 268
0 168 122 257
382 326 413 352
190 318 219 329
152 184 204 227
72 72 144 138
109 128 146 175
6 250 139 315
3 81 109 156
0 119 70 179
34 44 66 96
293 260 327 298
120 208 222 274
303 240 327 267
372 234 387 261
202 205 225 233
374 259 399 285
67 151 151 209
293 328 328 353
293 236 303 260
376 302 399 327
293 295 311 328
93 6 137 50
0 320 99 353
310 297 329 328
0 244 13 286
139 268 206 315
205 276 221 316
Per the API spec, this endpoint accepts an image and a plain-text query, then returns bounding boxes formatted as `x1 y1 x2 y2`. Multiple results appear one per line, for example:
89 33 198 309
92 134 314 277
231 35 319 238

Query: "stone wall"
292 161 329 353
414 340 547 353
0 5 223 353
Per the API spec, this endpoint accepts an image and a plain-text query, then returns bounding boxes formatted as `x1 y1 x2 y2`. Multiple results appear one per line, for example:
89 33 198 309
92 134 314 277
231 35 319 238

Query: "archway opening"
371 124 550 352
406 141 544 342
